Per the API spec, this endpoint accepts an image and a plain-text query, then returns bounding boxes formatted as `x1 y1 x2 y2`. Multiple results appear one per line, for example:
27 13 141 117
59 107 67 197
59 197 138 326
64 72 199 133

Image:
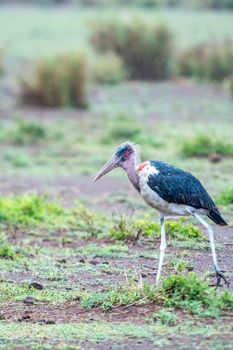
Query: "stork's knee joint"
214 264 221 273
160 243 167 252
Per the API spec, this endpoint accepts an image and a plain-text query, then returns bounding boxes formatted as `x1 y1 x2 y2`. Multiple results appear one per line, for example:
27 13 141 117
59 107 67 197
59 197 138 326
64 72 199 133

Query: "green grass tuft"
216 187 233 205
110 216 206 242
5 118 46 146
152 309 178 326
181 135 233 157
80 272 233 316
161 272 232 316
0 232 16 260
81 283 156 310
0 194 64 227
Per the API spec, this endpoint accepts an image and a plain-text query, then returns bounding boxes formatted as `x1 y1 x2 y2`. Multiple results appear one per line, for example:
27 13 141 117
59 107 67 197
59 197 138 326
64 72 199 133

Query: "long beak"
93 154 119 182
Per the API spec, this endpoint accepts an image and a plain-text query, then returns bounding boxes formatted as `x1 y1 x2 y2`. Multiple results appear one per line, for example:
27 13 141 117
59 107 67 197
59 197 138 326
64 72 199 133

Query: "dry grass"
90 19 174 80
20 53 88 108
91 51 126 84
179 40 233 81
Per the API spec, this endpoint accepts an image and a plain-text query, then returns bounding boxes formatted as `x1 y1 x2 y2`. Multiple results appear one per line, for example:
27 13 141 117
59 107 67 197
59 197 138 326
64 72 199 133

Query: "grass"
0 194 107 235
20 53 88 107
0 194 65 228
0 7 233 61
80 272 233 316
181 135 233 157
90 20 174 80
152 309 178 326
217 187 233 205
0 281 81 304
0 193 208 243
0 82 232 190
91 51 126 84
0 7 232 349
110 215 206 242
0 117 47 145
0 232 16 259
179 39 233 81
0 318 233 350
0 193 231 348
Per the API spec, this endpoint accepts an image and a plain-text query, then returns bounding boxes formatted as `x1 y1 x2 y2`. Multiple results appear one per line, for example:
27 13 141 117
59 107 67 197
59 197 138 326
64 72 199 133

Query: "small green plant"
0 194 64 228
7 118 46 145
73 203 106 238
80 272 233 315
179 40 233 82
20 53 88 108
0 231 16 259
91 51 126 84
216 187 233 205
218 291 233 310
81 283 156 310
0 244 16 260
90 20 174 80
110 215 135 241
160 272 227 316
166 220 206 241
153 309 178 326
110 216 205 242
181 135 233 157
168 257 190 273
0 194 107 235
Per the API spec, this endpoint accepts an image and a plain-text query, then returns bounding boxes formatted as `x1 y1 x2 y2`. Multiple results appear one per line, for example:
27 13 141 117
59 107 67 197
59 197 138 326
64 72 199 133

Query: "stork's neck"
121 153 140 191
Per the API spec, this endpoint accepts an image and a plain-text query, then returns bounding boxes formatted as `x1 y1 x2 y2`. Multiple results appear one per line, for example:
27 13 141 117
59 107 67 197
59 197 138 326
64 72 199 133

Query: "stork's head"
93 141 139 182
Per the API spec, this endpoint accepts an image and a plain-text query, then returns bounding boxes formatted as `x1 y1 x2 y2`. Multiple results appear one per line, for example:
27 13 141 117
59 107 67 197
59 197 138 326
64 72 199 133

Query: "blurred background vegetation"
0 0 232 213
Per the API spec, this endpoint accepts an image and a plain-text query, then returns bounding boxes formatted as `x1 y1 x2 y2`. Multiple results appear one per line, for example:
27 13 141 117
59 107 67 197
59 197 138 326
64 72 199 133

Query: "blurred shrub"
82 0 233 8
228 75 233 99
90 20 174 80
181 135 233 157
91 52 126 84
196 0 233 9
179 40 233 82
20 54 88 108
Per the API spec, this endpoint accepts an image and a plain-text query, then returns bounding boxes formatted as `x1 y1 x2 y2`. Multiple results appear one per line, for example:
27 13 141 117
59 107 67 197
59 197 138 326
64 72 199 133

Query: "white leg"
191 212 229 287
156 216 167 286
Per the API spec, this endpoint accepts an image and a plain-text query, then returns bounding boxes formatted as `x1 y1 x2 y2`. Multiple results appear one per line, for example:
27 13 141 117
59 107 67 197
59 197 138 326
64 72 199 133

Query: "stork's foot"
215 268 230 288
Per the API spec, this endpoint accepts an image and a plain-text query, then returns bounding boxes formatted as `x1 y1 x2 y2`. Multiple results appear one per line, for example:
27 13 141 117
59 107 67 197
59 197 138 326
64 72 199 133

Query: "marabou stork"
94 141 229 287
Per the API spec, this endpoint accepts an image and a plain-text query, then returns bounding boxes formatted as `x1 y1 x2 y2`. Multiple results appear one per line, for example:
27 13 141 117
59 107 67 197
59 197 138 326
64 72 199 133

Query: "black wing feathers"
147 161 227 225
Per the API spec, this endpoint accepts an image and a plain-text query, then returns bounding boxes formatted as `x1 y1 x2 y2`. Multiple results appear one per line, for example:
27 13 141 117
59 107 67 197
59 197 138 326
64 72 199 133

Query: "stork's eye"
123 148 132 159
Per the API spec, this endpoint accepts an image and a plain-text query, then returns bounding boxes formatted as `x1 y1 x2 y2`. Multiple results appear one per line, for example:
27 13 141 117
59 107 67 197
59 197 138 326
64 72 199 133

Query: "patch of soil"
0 301 159 324
0 174 137 213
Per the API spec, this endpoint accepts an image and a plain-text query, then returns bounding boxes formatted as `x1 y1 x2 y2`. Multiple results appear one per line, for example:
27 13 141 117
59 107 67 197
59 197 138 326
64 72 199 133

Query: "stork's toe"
215 269 230 288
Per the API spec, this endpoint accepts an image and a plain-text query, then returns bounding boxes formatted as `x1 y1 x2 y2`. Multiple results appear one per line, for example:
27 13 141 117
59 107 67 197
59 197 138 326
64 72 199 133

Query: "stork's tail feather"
208 209 227 226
